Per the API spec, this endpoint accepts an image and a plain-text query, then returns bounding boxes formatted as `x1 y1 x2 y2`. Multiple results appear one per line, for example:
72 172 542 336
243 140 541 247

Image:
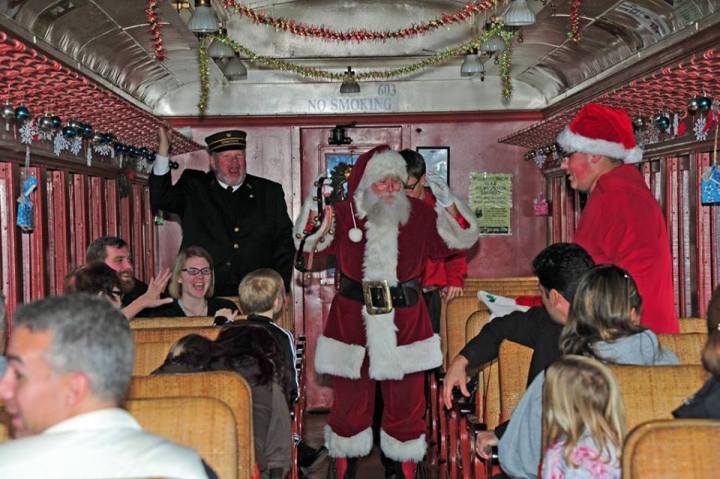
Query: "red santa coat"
574 164 679 333
294 148 480 381
420 190 468 288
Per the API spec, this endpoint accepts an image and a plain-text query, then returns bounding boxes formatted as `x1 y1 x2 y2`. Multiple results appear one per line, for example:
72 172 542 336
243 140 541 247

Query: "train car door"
299 126 402 410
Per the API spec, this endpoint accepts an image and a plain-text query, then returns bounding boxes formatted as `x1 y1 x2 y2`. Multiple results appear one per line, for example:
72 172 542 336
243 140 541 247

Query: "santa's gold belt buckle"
362 280 394 315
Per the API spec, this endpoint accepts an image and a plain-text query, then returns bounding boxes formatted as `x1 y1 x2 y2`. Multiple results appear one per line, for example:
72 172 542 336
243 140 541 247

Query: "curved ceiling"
1 0 718 116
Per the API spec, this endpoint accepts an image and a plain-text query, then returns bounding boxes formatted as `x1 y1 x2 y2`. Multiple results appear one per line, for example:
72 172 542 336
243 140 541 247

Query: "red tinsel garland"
222 0 497 42
568 0 582 42
146 0 166 61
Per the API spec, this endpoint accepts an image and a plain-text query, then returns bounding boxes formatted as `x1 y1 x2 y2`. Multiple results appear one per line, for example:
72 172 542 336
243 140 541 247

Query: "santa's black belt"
338 274 420 315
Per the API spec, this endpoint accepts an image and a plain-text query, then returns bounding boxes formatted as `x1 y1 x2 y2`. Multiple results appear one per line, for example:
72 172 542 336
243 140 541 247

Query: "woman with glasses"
149 246 239 319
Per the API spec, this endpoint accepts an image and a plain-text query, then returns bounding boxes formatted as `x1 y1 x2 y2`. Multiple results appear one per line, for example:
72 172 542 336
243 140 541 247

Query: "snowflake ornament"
53 134 70 156
694 116 708 141
533 152 546 168
70 137 82 156
93 143 113 157
19 121 38 145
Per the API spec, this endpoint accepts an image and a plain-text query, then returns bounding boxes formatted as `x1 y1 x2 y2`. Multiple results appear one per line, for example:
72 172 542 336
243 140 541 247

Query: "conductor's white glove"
426 173 453 207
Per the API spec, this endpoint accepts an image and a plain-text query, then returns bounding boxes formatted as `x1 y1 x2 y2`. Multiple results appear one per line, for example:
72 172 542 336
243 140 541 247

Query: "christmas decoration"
222 0 498 42
568 0 582 42
688 97 700 114
16 175 38 232
53 132 70 156
698 96 713 113
198 23 514 114
693 116 708 141
145 0 166 60
654 114 670 131
70 137 83 156
14 104 30 121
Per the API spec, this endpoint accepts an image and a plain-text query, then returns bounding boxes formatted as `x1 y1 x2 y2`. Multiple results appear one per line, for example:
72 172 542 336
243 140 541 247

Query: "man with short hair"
86 236 172 318
442 243 594 457
400 149 468 332
86 236 144 304
556 103 678 333
295 146 479 478
150 127 295 295
0 294 213 478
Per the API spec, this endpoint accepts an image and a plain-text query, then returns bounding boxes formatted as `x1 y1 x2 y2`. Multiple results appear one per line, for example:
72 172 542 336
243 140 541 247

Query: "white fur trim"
436 196 480 250
398 334 443 374
356 150 408 194
362 209 404 380
380 430 427 462
557 127 644 163
325 425 373 458
293 194 334 252
314 335 366 379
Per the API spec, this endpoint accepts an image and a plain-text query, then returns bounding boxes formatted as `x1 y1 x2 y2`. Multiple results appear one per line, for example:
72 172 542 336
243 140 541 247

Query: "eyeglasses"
182 267 212 276
403 181 419 190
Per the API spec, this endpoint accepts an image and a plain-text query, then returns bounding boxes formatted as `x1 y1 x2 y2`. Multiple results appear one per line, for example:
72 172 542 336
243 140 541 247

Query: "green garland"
197 23 514 115
198 36 210 115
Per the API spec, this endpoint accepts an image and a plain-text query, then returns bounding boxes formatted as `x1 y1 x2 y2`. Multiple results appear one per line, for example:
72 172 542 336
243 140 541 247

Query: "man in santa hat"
556 103 678 333
294 145 479 478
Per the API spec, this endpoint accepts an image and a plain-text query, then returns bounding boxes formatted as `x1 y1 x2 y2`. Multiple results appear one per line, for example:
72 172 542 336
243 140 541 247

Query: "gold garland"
197 23 514 114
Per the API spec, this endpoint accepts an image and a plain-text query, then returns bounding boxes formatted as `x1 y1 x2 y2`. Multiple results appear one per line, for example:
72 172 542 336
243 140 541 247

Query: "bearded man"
150 127 295 295
294 146 479 478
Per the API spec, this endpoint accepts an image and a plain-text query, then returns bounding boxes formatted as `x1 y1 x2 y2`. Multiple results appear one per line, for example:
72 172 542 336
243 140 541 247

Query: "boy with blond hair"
237 268 297 402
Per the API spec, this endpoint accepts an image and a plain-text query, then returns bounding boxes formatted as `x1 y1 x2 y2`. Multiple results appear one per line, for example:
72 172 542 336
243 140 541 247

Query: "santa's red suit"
294 146 479 467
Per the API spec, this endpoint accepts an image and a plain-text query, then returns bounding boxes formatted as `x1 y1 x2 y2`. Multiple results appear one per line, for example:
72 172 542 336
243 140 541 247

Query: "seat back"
131 316 226 329
133 326 220 344
444 296 481 367
134 341 175 376
678 317 706 333
622 419 720 479
463 276 538 297
128 371 255 479
657 333 707 365
608 364 707 431
497 341 533 423
464 308 501 427
126 396 238 479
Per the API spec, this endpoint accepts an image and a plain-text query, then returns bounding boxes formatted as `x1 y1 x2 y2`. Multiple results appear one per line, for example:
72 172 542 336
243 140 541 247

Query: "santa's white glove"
426 173 454 207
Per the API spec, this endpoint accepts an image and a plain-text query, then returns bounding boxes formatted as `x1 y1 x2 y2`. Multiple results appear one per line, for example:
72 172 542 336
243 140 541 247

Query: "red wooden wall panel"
0 162 21 320
46 170 70 295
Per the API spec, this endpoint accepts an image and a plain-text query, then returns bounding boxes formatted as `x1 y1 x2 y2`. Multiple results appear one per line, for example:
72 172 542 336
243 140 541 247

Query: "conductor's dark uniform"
149 130 295 296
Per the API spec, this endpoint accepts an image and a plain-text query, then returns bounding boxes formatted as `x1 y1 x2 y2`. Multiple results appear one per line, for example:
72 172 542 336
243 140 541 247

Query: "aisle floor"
301 413 439 479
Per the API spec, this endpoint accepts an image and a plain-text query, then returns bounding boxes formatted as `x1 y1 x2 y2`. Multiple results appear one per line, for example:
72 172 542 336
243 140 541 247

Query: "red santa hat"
557 103 643 164
347 145 408 196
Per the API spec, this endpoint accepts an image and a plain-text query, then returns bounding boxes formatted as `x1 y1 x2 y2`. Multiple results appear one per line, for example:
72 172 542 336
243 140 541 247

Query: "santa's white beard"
358 189 411 227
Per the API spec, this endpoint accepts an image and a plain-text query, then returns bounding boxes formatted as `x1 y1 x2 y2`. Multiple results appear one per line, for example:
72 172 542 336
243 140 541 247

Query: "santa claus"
295 145 479 478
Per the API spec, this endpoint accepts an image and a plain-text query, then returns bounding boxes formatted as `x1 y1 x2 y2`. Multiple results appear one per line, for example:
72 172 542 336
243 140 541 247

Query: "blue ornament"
655 114 671 131
50 116 62 129
114 142 127 154
146 151 157 162
698 96 713 113
81 123 94 139
62 125 77 138
14 105 30 121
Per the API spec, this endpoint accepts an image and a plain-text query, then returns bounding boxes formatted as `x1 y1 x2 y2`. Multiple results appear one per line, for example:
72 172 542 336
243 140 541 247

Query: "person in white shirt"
0 293 214 479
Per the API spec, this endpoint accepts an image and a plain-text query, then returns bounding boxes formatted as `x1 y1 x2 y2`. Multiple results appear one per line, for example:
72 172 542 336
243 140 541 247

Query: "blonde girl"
541 355 624 479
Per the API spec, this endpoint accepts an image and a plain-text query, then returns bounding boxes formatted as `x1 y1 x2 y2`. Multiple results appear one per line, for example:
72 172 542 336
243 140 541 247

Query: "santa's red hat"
557 103 642 164
347 145 408 196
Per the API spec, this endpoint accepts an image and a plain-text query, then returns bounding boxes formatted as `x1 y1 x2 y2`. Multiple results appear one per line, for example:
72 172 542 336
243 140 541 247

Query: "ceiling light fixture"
188 0 219 34
503 0 536 26
460 49 484 79
482 34 505 53
340 67 360 94
222 55 247 81
208 27 235 59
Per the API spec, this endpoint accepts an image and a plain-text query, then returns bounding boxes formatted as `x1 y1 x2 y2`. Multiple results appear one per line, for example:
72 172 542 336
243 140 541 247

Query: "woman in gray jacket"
497 265 678 479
